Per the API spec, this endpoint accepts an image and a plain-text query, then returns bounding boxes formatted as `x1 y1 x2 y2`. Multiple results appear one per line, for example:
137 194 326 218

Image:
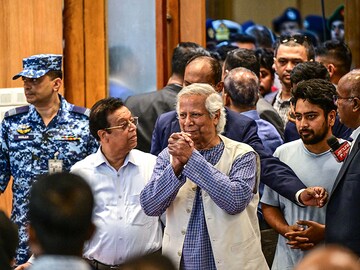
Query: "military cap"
327 5 344 30
13 54 62 80
207 19 242 42
304 15 329 42
273 7 302 34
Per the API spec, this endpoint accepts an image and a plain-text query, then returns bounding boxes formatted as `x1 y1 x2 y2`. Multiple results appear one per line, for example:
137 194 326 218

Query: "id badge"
48 159 63 174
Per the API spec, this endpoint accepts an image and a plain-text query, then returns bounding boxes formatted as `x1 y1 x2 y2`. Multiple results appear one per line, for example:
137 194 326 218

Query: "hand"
14 262 32 270
287 103 296 123
168 132 194 175
299 187 328 207
285 220 325 251
283 224 304 238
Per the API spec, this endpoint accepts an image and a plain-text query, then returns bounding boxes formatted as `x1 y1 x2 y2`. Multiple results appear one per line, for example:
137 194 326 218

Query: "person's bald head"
183 55 222 92
295 245 360 270
223 67 259 111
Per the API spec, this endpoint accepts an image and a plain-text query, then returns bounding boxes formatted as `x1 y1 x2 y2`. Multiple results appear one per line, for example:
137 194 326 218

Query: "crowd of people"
1 4 360 270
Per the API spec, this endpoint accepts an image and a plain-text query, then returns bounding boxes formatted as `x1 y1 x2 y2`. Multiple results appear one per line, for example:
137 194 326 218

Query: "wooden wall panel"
63 0 86 106
84 0 107 107
64 0 107 108
0 0 62 88
156 0 168 89
345 0 360 68
157 0 205 89
180 0 206 46
166 0 180 83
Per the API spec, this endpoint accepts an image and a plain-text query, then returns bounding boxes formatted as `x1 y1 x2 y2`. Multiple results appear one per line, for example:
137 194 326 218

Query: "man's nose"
184 115 193 125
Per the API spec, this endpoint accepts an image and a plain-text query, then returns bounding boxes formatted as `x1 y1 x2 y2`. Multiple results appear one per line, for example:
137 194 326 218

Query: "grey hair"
176 83 226 134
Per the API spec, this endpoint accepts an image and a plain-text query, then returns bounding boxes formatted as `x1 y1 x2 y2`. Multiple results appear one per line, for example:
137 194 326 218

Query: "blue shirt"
140 140 256 269
0 95 98 264
242 110 283 154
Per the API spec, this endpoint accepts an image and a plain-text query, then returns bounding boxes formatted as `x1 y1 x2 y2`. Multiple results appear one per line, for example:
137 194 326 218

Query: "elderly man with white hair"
140 83 268 270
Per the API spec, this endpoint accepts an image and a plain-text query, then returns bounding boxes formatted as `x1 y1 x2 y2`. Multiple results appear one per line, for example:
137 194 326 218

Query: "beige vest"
163 135 268 270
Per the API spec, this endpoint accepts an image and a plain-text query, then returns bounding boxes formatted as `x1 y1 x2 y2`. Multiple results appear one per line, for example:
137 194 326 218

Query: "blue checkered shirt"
140 140 257 269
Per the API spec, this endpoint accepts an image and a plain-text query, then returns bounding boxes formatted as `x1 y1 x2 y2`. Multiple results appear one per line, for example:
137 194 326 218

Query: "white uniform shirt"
71 148 162 265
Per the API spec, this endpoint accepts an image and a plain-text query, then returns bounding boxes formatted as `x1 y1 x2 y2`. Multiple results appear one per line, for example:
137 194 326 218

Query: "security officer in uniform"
0 54 98 266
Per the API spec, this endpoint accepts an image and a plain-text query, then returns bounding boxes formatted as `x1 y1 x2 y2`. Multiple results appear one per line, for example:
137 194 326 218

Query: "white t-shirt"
261 139 343 270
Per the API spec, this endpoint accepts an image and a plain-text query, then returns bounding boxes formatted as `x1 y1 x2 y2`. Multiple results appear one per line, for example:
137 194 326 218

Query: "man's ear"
328 110 337 126
327 64 336 78
97 129 107 142
215 81 224 93
53 78 62 92
223 92 231 107
353 97 360 112
213 109 221 126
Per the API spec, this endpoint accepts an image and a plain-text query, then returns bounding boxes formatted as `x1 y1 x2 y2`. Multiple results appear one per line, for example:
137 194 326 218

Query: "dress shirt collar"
350 126 360 142
275 89 291 103
93 147 139 169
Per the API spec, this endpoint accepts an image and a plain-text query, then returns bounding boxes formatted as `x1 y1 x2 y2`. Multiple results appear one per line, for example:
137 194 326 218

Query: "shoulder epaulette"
70 105 91 117
4 105 30 118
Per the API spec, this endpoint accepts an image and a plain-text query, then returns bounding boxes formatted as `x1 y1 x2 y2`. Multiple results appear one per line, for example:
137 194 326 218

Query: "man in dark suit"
326 69 360 256
125 42 209 152
151 55 327 206
222 48 285 139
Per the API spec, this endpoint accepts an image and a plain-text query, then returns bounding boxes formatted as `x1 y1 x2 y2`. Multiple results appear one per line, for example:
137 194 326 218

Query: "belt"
84 258 123 270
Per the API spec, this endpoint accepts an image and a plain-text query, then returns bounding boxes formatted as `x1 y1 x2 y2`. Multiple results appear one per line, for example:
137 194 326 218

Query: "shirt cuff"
28 254 35 264
295 188 306 206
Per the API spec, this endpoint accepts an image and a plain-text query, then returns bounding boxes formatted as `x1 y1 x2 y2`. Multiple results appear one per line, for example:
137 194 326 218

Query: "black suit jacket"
125 84 182 152
151 108 306 203
326 134 360 256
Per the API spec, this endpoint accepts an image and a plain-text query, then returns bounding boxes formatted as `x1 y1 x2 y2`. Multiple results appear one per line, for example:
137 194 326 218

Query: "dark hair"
213 44 238 62
291 79 337 116
245 24 276 49
315 40 352 77
224 67 259 107
229 33 256 45
0 211 18 270
255 48 275 76
273 33 315 61
90 97 125 140
46 70 63 80
224 48 260 77
172 42 210 77
28 172 94 255
186 55 222 85
290 61 330 85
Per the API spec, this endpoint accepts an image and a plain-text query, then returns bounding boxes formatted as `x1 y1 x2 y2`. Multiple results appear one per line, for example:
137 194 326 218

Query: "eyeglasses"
333 94 358 103
177 112 205 120
279 34 309 45
104 117 138 131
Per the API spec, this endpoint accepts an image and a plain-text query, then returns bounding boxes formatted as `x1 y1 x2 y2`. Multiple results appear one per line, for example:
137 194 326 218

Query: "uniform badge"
59 135 80 141
215 22 230 41
16 124 31 134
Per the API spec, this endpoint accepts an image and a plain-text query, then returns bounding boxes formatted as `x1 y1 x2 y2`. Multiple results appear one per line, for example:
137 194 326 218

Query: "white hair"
176 83 226 134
